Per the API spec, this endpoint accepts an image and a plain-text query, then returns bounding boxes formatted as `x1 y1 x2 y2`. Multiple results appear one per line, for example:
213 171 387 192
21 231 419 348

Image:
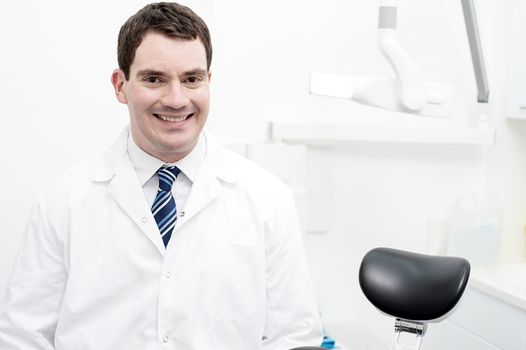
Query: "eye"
185 76 201 84
144 76 162 84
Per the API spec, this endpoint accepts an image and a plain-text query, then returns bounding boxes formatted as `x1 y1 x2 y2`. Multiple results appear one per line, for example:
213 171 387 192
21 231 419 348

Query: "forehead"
130 31 207 73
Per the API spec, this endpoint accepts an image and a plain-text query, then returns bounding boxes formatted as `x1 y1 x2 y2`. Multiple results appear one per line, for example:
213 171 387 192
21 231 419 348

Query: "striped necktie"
152 166 181 247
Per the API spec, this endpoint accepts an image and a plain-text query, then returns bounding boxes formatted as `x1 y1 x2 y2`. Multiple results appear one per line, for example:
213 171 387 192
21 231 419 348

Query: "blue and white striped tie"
152 166 181 247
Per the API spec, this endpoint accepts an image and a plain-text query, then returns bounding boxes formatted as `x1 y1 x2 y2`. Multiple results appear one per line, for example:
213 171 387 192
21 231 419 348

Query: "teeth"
157 114 187 123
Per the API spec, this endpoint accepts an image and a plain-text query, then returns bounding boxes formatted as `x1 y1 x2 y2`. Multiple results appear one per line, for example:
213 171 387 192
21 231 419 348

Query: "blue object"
321 335 335 349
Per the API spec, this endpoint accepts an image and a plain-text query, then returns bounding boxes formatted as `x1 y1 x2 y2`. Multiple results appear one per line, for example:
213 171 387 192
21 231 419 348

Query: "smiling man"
113 31 211 163
0 2 323 349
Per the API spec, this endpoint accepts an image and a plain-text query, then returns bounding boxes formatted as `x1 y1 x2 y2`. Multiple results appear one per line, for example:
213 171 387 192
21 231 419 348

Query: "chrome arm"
461 0 489 103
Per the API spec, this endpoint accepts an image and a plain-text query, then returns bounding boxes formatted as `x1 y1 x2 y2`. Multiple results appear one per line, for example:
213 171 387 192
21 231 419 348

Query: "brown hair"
117 2 212 80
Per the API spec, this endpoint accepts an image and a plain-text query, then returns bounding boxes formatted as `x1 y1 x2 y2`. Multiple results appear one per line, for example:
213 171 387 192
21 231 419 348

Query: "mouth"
153 113 195 123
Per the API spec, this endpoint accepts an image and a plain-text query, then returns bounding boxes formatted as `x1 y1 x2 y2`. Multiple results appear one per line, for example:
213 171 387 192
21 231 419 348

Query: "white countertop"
470 262 526 311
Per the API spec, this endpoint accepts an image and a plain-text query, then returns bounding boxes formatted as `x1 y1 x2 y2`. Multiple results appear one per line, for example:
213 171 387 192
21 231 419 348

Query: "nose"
160 80 190 110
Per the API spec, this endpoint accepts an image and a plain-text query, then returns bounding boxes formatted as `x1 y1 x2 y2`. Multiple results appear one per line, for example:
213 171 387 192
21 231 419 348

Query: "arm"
262 189 323 349
0 197 67 349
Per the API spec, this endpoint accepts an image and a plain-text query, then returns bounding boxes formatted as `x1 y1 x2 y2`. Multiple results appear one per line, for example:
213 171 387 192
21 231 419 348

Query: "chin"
158 142 194 159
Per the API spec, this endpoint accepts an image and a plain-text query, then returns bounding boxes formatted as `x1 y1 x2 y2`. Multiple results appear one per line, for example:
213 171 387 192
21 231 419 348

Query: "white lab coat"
0 128 323 350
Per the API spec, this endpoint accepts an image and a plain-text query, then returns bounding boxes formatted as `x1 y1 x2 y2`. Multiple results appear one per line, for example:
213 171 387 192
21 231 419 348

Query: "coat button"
141 217 147 223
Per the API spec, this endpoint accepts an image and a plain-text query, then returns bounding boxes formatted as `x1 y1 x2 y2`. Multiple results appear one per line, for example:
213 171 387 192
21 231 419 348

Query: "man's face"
112 31 211 163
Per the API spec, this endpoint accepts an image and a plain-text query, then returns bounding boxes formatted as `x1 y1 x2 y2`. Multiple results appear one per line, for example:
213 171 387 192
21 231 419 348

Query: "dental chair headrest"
359 247 470 322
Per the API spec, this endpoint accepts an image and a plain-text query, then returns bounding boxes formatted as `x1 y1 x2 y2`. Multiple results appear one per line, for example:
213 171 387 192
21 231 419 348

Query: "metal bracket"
390 318 428 350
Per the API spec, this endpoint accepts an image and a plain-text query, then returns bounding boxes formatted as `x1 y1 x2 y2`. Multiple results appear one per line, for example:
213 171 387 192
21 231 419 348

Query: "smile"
154 113 194 123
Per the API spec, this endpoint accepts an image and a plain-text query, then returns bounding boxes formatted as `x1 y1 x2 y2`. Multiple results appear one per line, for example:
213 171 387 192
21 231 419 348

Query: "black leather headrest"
359 247 470 321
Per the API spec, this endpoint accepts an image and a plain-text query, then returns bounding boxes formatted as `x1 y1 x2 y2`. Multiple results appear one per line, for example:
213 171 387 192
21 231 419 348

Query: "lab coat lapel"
108 161 165 255
93 128 165 256
179 159 222 226
178 133 238 226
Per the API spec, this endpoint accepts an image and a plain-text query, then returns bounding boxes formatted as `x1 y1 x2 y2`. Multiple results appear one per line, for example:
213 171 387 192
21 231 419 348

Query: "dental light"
309 0 489 117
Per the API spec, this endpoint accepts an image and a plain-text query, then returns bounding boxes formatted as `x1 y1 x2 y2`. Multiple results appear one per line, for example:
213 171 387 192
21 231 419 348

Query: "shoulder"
39 128 128 202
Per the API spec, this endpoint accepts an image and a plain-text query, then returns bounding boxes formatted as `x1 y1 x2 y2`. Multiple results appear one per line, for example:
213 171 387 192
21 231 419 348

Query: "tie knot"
157 166 181 191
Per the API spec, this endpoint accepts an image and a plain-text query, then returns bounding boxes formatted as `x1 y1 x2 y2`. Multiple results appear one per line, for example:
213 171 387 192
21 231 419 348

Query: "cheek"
194 90 211 110
128 88 158 111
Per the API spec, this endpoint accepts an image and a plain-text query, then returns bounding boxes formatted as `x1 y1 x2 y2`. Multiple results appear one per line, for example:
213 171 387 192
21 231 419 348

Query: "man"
0 2 323 349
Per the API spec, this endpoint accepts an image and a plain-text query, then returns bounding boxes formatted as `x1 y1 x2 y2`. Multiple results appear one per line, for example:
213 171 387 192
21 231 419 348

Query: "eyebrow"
136 68 208 79
136 69 167 79
182 69 208 78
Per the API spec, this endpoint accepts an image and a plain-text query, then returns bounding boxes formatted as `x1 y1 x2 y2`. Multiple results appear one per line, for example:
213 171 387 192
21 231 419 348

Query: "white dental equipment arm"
350 0 443 115
310 0 489 117
376 0 427 110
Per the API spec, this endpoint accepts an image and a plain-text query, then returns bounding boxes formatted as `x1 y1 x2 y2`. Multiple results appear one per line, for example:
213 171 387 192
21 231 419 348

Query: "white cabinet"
425 285 526 350
505 0 526 120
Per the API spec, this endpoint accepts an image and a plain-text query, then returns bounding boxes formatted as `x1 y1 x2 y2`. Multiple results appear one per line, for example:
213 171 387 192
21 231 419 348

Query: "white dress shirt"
127 131 206 216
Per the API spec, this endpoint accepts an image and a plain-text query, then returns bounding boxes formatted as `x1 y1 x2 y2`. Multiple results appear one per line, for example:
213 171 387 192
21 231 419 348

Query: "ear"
111 69 128 104
207 70 212 83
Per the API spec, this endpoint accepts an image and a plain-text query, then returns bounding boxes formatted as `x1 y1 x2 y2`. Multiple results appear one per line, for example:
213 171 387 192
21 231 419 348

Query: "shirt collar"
127 133 206 186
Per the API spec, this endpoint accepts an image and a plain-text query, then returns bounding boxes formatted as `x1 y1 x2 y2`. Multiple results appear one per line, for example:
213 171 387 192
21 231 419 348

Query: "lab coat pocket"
203 244 264 322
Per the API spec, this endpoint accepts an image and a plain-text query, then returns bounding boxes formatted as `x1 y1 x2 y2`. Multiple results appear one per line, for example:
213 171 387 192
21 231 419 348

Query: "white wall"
1 0 525 345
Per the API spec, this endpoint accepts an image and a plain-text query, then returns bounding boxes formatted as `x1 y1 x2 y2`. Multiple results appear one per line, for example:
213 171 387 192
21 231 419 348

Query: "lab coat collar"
201 130 240 184
91 126 240 185
91 127 128 182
